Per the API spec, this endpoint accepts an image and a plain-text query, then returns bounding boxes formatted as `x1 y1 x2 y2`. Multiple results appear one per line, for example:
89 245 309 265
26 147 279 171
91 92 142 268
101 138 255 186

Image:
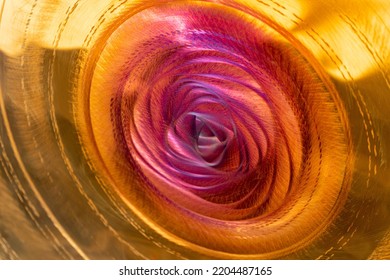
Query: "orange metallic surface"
0 0 389 259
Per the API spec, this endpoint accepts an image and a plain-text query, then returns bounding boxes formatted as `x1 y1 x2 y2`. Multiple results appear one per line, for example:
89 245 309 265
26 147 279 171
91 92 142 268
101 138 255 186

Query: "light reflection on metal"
0 0 389 259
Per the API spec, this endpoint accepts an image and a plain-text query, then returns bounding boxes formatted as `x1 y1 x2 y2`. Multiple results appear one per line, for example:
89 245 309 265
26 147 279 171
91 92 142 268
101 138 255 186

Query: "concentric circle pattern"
82 3 351 257
1 0 390 260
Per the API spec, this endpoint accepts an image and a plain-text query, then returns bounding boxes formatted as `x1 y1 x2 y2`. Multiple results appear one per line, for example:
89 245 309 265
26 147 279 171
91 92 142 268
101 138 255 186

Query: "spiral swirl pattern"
77 2 352 258
5 0 390 261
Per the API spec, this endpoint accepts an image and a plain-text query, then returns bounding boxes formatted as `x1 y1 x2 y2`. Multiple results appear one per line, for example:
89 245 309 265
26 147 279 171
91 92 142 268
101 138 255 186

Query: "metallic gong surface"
0 0 390 259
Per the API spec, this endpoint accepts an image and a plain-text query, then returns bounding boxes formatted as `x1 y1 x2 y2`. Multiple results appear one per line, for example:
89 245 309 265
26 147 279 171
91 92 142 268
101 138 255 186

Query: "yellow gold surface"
0 0 389 259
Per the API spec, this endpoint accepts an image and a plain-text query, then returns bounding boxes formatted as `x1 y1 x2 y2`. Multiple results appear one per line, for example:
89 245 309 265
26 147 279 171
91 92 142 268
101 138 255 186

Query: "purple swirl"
81 2 351 257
